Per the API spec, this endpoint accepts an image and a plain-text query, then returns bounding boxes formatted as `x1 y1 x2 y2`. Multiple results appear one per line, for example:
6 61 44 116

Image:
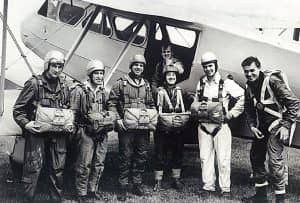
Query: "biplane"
1 0 300 147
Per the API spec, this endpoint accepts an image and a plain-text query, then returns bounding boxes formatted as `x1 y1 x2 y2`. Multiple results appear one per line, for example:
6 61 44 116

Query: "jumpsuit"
108 72 155 186
13 73 70 201
195 72 244 193
72 81 109 196
245 71 300 194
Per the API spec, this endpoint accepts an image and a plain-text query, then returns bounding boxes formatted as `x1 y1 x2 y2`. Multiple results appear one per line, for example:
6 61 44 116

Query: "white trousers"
197 123 232 192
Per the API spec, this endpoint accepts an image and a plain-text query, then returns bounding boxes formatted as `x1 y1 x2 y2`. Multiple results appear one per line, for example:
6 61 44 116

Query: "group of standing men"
12 44 299 203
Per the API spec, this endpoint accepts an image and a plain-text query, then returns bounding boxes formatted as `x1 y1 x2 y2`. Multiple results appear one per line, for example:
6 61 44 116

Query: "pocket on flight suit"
50 139 67 171
25 150 43 173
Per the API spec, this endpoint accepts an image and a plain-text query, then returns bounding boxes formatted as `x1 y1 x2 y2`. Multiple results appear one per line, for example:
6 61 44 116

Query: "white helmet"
201 52 217 65
129 54 146 68
86 59 105 76
44 50 65 70
163 64 179 75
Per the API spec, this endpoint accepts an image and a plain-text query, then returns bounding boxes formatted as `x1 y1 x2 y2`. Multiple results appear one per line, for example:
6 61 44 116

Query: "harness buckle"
256 102 265 111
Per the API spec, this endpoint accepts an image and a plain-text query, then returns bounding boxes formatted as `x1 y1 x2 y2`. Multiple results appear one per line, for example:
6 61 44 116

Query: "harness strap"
198 78 224 102
177 88 185 112
158 87 185 113
252 97 282 118
200 124 221 137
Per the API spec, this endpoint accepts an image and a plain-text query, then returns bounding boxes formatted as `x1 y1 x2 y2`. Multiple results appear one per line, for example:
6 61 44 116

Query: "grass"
0 136 300 202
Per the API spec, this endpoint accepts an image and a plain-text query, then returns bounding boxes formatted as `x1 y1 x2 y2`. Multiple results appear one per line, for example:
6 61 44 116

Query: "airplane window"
59 4 85 25
114 17 146 45
90 12 112 36
166 26 196 48
155 24 163 40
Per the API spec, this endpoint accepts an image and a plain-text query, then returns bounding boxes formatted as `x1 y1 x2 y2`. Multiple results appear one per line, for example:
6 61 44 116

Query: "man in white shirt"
192 52 244 198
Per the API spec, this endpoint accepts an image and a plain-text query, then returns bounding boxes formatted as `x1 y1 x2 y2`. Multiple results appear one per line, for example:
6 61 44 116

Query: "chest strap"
197 78 224 103
157 87 185 113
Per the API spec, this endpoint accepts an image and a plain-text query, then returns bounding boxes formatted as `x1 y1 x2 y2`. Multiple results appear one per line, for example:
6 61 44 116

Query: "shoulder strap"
175 87 185 112
144 79 151 105
33 75 44 102
197 77 206 99
161 88 174 113
218 79 224 101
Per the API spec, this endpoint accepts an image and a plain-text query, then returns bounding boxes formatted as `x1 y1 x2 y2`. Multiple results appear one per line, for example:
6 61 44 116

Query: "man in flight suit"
153 63 188 192
108 54 155 201
193 52 244 198
72 59 112 203
241 56 300 203
13 50 70 203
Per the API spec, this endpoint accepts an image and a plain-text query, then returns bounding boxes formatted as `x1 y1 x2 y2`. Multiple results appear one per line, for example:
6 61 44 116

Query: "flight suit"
72 82 109 197
108 73 155 186
245 71 300 195
13 73 70 201
154 85 186 181
195 72 244 193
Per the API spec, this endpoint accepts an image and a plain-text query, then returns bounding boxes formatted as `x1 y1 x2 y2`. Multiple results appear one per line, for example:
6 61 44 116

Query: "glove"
250 126 264 139
276 126 290 145
115 119 127 133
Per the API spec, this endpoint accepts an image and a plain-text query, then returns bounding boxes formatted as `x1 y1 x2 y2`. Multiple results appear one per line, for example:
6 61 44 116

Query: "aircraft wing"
0 90 22 136
84 0 300 28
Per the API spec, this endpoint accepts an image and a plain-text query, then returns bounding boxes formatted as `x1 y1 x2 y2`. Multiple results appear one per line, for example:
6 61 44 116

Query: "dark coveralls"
245 71 300 193
13 73 70 200
72 82 109 196
108 72 155 186
154 85 186 179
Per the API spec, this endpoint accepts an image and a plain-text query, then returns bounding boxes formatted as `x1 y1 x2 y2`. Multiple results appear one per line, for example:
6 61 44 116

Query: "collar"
202 72 221 84
124 74 145 87
84 81 103 93
40 72 62 93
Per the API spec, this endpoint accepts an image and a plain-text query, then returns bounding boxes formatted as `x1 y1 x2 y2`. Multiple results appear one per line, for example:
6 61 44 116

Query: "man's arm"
225 79 245 119
244 87 258 128
13 78 37 129
107 80 123 119
270 75 300 128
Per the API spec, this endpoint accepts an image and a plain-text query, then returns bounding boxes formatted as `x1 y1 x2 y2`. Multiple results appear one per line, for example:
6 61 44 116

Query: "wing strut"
0 0 8 116
0 12 35 76
104 21 144 88
65 5 101 66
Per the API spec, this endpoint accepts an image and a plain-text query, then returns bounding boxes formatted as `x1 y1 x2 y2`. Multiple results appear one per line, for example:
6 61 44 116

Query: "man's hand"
224 111 233 122
25 121 41 134
115 119 127 133
250 126 264 139
276 126 290 145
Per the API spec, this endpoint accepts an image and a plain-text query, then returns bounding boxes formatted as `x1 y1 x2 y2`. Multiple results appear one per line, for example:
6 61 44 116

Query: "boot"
153 180 163 192
242 186 269 203
132 184 145 196
172 178 183 191
275 194 285 203
117 185 128 202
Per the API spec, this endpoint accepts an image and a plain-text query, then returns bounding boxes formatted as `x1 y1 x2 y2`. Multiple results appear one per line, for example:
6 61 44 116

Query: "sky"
1 0 300 86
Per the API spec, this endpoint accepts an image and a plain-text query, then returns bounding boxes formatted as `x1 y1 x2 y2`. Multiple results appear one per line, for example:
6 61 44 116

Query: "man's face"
131 62 144 77
47 60 64 79
202 62 216 78
242 62 260 82
91 70 104 85
165 72 177 85
161 46 172 60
